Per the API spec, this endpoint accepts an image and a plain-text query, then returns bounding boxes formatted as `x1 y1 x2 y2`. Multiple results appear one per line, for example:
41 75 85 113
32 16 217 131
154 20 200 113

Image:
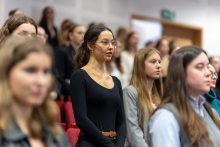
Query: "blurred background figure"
204 64 220 115
88 22 98 28
39 6 58 48
0 37 71 147
0 15 38 47
56 24 86 100
105 40 129 88
58 19 73 47
117 27 130 50
38 26 48 44
121 32 139 83
169 46 180 60
8 8 24 17
169 39 179 50
209 56 220 73
155 38 169 78
145 41 155 48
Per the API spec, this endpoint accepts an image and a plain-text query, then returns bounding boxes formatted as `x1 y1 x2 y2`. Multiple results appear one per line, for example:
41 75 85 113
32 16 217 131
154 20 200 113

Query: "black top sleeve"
70 69 116 147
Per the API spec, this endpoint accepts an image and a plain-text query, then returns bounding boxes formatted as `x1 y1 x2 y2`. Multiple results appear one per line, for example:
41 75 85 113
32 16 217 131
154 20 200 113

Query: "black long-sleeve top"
55 45 75 95
39 21 58 48
70 69 126 147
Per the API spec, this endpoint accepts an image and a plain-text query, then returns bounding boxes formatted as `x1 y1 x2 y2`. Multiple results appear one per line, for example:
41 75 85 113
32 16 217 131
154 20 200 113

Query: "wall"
1 0 220 56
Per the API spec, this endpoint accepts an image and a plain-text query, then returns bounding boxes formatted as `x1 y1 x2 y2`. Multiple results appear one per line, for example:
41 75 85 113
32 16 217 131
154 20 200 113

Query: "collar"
3 109 57 144
205 88 217 101
189 95 206 117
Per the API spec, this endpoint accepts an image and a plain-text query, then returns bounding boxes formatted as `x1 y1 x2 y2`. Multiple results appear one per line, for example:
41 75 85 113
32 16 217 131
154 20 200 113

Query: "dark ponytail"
74 25 114 69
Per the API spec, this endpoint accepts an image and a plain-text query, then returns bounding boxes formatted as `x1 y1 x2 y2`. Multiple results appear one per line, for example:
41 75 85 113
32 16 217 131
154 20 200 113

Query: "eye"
196 66 203 70
44 69 51 74
150 60 156 63
25 67 36 73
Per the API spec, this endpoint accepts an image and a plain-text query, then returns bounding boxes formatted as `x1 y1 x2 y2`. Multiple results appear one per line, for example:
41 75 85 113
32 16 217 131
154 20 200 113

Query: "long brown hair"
74 25 114 69
130 48 163 131
40 6 53 22
0 15 38 47
124 32 137 51
154 46 220 146
0 37 60 138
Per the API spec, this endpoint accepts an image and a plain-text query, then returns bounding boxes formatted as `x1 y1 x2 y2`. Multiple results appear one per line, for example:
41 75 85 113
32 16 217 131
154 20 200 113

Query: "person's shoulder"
71 69 84 77
55 125 71 147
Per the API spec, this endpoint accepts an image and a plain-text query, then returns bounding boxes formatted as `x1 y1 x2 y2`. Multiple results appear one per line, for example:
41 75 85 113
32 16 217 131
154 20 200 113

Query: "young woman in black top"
70 25 126 147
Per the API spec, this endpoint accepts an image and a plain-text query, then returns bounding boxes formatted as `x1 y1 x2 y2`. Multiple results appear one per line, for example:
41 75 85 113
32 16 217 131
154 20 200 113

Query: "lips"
205 81 210 85
33 92 43 97
155 71 160 74
107 52 112 57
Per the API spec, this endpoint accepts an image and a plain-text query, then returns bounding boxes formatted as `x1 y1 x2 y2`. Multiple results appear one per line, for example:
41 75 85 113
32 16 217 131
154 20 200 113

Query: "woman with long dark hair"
39 7 58 48
123 48 163 147
70 25 126 147
149 46 220 147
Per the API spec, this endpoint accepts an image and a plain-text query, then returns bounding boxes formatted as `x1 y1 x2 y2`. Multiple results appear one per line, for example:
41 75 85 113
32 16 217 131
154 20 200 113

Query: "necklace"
89 65 104 76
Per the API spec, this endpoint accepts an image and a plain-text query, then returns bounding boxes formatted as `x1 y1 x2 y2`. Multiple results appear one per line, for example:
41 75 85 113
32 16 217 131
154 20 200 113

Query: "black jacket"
55 45 75 96
39 21 58 48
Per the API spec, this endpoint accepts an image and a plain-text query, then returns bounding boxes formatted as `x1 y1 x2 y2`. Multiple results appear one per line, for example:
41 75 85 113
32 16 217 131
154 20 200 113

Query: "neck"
87 55 105 73
146 78 154 104
129 47 136 53
70 41 80 50
11 100 33 133
189 90 200 106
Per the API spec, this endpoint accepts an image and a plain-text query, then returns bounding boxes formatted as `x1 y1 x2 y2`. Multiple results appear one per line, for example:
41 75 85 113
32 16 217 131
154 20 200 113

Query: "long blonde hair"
130 48 163 131
0 37 60 138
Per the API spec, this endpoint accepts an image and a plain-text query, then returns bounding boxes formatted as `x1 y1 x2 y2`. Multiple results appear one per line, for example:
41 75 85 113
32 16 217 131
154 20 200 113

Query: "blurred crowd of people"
0 6 220 147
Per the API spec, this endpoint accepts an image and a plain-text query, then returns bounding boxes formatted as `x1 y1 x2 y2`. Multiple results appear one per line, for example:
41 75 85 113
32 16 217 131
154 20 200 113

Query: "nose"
205 67 211 77
156 62 161 69
109 43 114 49
36 72 48 87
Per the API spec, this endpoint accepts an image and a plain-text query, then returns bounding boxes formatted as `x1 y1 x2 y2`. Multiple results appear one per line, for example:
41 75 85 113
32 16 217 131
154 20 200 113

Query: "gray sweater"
123 85 149 147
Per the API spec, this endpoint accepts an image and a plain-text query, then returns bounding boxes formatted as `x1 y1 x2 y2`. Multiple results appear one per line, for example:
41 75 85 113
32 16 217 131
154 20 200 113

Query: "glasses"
18 31 39 39
210 71 218 78
98 40 118 49
38 34 48 39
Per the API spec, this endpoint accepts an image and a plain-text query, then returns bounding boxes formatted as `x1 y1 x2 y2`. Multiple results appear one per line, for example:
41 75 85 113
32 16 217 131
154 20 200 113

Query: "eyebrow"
102 38 114 41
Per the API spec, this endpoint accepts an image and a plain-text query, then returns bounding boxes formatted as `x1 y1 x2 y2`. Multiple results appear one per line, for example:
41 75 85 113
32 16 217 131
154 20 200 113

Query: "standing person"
9 9 24 16
0 15 38 47
116 27 130 49
0 37 71 147
155 38 169 78
149 46 220 147
58 19 73 46
70 25 126 147
209 56 220 73
56 24 86 99
204 64 220 115
39 6 58 48
123 48 163 147
121 32 139 83
105 40 129 88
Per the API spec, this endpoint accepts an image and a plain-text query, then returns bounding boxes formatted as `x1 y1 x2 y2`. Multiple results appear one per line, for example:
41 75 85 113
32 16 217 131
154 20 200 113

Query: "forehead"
16 23 36 34
75 26 86 31
38 27 45 34
189 52 209 66
208 64 216 72
19 52 51 66
97 30 113 40
147 52 160 60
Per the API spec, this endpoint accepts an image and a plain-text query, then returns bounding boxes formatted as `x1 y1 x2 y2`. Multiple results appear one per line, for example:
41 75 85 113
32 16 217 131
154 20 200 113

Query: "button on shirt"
149 96 206 147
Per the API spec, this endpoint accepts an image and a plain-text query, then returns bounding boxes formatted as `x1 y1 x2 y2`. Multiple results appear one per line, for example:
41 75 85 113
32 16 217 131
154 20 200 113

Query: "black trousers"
75 135 116 147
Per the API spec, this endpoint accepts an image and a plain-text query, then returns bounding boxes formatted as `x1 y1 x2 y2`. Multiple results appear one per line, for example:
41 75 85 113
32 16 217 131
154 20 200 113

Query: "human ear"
87 42 94 52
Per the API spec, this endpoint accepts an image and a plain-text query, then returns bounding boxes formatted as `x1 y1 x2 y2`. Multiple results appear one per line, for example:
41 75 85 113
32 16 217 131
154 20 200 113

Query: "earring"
92 50 93 52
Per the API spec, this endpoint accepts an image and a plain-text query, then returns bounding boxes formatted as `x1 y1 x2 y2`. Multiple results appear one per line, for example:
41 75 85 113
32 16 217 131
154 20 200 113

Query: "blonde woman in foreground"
0 37 70 147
